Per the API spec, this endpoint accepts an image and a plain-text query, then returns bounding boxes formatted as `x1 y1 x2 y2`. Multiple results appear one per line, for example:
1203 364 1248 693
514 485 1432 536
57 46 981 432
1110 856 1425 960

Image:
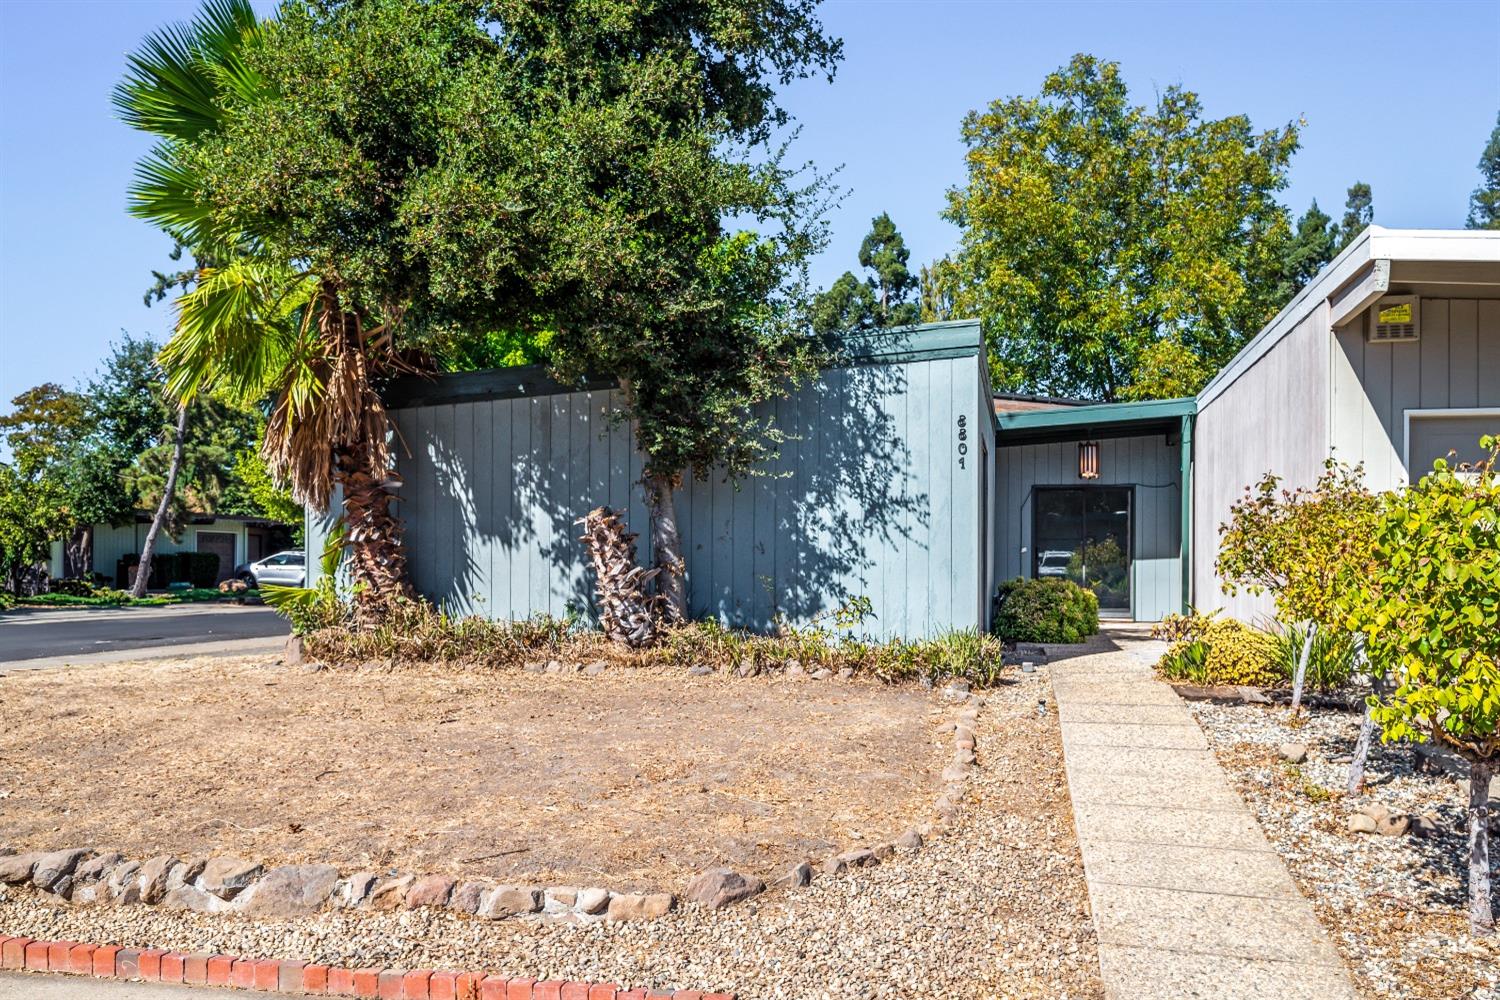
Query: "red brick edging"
0 933 729 999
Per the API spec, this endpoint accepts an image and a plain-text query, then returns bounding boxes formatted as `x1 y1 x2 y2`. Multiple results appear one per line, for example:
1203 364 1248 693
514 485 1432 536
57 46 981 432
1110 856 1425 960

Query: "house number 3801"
957 414 968 469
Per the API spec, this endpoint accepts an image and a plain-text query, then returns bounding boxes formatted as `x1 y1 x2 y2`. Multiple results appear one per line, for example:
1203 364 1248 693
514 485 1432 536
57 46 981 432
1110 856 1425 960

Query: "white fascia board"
1197 227 1500 409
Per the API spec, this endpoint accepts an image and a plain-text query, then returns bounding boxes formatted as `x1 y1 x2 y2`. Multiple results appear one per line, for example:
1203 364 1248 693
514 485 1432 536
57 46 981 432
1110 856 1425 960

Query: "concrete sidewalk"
1051 630 1358 1000
0 970 285 997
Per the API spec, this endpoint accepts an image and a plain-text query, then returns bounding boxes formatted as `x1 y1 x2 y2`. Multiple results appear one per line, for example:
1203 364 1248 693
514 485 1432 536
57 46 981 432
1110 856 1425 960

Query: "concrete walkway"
1050 628 1358 1000
0 970 282 997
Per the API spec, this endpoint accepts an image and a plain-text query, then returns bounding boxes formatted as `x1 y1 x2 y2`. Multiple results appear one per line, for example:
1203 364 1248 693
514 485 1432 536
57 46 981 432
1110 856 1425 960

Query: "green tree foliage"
1337 439 1500 935
123 397 259 534
938 54 1299 399
1118 336 1215 402
1338 182 1373 245
1468 112 1500 231
811 213 920 335
1276 182 1373 303
0 386 87 591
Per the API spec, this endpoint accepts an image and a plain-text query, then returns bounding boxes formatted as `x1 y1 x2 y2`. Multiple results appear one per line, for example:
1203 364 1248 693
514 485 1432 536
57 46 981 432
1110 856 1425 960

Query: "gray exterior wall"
1193 303 1331 622
313 324 993 640
993 434 1183 622
1332 297 1500 488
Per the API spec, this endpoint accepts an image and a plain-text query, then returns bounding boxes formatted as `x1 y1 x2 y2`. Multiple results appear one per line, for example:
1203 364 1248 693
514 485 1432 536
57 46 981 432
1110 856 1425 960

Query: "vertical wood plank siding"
992 434 1182 622
315 347 989 640
1331 298 1500 488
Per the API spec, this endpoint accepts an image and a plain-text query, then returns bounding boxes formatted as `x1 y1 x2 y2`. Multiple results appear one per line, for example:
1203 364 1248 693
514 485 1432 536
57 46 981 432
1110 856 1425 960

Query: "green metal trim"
996 396 1197 435
834 319 983 361
1179 412 1194 614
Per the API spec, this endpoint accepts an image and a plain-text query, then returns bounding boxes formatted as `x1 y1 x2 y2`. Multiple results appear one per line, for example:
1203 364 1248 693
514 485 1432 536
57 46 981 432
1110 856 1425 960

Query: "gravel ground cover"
1189 699 1499 1000
0 655 944 890
0 667 1101 1000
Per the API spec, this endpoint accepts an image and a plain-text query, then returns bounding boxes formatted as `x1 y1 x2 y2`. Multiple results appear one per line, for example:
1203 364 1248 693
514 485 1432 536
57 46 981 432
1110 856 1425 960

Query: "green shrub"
1155 613 1281 686
0 590 15 611
1269 622 1356 692
993 577 1099 643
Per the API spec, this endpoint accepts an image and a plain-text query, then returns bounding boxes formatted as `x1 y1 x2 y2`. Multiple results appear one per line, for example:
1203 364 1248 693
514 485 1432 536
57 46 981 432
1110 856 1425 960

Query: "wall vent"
1367 295 1420 343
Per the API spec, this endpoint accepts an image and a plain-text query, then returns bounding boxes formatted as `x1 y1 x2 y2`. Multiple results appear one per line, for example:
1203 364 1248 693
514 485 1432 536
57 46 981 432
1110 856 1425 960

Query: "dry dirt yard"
1190 700 1500 1000
0 655 947 890
0 655 1103 999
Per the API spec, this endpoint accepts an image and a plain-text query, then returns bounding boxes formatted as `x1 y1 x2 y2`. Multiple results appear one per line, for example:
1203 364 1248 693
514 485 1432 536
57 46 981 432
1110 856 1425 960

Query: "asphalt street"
0 603 288 664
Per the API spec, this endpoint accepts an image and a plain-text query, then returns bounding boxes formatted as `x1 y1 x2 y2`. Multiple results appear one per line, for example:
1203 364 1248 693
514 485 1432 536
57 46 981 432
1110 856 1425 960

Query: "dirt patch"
0 656 948 890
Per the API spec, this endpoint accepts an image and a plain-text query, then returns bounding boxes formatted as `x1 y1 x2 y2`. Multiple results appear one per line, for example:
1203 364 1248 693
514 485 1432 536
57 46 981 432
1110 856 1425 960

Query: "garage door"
196 531 237 583
1407 411 1500 477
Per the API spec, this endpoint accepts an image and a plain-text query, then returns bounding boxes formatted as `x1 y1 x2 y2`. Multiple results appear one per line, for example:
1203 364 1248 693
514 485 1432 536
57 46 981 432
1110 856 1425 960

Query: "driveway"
0 604 288 667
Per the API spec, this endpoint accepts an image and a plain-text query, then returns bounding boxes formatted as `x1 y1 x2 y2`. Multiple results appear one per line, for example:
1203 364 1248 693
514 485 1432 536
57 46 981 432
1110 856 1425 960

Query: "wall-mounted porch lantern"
1078 440 1101 480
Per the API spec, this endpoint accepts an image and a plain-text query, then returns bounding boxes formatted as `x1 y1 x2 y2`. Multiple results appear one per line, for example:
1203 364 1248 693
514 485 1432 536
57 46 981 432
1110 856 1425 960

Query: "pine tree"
1279 200 1337 300
812 213 920 335
1338 182 1373 246
1468 112 1500 230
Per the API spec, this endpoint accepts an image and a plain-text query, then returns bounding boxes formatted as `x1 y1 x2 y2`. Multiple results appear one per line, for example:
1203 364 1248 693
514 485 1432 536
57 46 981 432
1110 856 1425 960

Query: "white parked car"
1037 550 1074 577
235 550 306 588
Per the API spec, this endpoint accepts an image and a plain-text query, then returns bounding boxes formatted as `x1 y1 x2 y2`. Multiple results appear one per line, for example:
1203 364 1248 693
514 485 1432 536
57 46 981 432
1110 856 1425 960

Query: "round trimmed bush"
993 577 1100 644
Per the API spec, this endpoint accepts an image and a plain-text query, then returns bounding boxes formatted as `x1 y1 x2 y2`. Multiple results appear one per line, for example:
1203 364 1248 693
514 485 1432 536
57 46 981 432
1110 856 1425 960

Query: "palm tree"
115 0 414 614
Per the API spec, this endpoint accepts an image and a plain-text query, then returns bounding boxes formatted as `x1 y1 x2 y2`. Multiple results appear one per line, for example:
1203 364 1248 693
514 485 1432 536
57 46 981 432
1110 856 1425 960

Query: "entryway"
1032 486 1131 614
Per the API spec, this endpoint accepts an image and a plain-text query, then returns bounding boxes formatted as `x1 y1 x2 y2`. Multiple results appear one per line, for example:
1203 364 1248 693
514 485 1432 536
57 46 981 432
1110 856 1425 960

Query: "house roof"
1196 226 1500 409
995 396 1196 446
992 391 1090 414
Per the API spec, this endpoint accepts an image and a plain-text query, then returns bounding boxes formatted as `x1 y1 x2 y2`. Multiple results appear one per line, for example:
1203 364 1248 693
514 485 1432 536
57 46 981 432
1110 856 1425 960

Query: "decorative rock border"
0 686 985 926
0 933 730 999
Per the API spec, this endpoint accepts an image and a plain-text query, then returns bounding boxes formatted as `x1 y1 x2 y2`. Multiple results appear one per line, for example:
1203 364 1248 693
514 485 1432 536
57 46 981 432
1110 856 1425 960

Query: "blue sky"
2 0 1497 409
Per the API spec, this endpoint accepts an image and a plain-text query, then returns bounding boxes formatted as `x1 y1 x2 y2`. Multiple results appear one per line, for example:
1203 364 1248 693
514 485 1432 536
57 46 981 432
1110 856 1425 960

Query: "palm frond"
113 0 260 140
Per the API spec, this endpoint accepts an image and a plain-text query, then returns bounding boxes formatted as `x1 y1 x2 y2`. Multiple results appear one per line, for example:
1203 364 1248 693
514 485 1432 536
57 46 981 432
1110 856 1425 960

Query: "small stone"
583 660 607 675
450 881 489 914
523 661 546 673
942 763 969 782
1348 813 1378 834
607 892 672 921
822 855 847 876
543 886 577 914
1410 813 1442 839
871 843 895 861
137 854 180 904
684 868 765 909
774 862 812 889
0 852 42 885
811 668 832 681
545 659 564 673
199 857 263 900
161 884 220 913
283 634 304 665
340 872 378 908
837 667 854 680
107 861 142 903
576 887 610 915
837 848 877 868
31 848 90 893
688 665 714 677
1280 742 1309 764
947 678 972 693
403 874 456 909
367 874 415 910
237 864 340 917
479 885 542 918
786 661 806 679
953 748 977 766
1375 815 1411 838
1357 802 1391 823
895 829 924 851
736 659 758 678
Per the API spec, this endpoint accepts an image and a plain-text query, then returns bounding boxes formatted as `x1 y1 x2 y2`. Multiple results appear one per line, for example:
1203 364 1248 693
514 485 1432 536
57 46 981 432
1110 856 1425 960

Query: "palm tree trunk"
335 443 412 618
130 404 188 599
644 472 686 623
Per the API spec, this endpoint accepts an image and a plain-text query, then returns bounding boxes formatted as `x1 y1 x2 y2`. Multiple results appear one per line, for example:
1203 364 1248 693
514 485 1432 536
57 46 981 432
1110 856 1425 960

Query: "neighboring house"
50 512 295 586
308 227 1499 635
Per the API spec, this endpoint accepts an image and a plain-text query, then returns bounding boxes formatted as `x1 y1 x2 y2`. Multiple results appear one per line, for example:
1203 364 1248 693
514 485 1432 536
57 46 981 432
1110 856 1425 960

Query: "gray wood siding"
315 353 987 639
1332 297 1500 488
992 434 1182 622
1193 304 1331 622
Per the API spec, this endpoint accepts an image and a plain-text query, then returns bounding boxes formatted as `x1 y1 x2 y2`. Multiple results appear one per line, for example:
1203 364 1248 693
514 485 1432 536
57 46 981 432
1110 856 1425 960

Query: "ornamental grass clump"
1336 437 1500 937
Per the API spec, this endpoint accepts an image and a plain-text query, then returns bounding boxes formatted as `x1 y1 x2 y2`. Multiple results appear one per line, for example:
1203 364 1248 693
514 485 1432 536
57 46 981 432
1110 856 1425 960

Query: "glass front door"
1033 487 1131 612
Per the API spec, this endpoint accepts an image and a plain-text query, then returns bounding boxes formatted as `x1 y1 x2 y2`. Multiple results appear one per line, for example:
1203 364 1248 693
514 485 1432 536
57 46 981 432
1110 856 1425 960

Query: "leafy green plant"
1270 622 1356 692
1154 614 1281 687
1156 639 1211 684
993 577 1099 643
1337 437 1500 936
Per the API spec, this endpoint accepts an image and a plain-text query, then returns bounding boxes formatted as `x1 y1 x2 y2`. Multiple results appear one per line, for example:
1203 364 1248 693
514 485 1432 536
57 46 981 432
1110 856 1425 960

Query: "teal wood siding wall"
310 325 990 640
993 433 1182 621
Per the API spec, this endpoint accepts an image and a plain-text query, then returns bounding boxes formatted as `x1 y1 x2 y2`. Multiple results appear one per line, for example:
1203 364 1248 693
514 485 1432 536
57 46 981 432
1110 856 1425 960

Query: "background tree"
937 54 1298 400
0 386 86 592
1338 439 1500 936
1276 182 1374 303
1468 112 1500 230
811 213 919 335
1118 337 1214 401
1338 182 1374 245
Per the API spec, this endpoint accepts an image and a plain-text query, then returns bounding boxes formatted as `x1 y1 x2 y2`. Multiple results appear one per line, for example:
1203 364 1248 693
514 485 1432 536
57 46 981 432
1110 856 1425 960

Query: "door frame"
1402 407 1500 478
1030 484 1135 616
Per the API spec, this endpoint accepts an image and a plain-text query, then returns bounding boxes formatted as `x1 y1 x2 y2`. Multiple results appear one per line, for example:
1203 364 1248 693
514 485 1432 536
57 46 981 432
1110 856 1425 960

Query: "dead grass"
0 656 949 890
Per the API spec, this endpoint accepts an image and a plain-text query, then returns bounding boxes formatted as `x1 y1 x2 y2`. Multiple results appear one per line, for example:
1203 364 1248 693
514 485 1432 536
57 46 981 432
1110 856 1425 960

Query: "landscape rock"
161 884 221 913
684 868 765 910
607 892 672 921
403 874 456 909
106 861 141 903
582 660 608 675
871 843 896 861
811 669 832 681
136 855 180 904
338 872 378 908
837 667 854 680
199 857 263 900
31 848 90 893
0 852 41 885
450 881 489 915
774 862 811 889
1348 813 1378 834
687 665 714 677
822 855 848 876
283 634 304 665
523 661 546 673
1375 814 1411 838
367 874 415 910
785 661 806 679
1280 742 1309 764
545 659 564 673
736 660 758 678
1409 813 1442 839
480 885 542 918
837 848 878 869
576 887 610 915
895 829 924 851
237 864 340 917
542 886 577 914
164 858 206 895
